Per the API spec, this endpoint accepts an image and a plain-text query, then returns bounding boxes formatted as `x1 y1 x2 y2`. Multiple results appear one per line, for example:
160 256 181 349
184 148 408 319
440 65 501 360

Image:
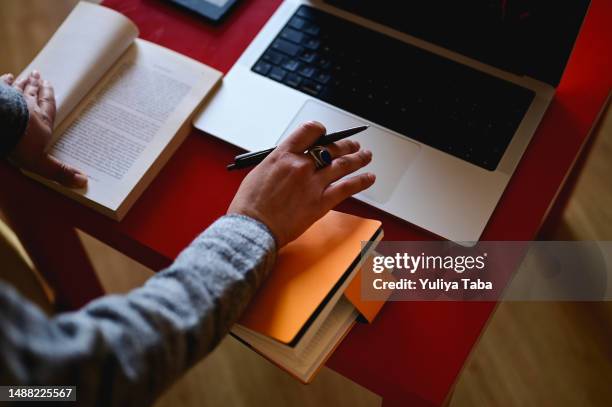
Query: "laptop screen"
324 0 590 86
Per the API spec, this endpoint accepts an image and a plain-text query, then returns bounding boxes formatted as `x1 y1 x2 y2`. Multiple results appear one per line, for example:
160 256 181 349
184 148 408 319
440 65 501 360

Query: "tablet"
166 0 240 23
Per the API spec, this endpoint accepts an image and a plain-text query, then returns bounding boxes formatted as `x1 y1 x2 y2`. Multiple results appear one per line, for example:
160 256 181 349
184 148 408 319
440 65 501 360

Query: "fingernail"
353 140 360 149
306 120 325 133
364 149 372 158
31 70 40 78
368 173 376 182
73 173 88 188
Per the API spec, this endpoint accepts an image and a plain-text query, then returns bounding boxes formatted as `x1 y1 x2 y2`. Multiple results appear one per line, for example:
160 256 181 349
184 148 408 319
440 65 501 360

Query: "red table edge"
538 92 611 237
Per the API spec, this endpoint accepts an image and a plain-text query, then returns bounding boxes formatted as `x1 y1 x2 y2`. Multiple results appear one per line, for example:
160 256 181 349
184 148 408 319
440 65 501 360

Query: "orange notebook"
231 210 385 383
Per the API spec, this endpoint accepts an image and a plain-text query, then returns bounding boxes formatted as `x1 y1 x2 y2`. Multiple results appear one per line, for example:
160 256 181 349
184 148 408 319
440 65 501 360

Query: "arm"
0 82 29 156
0 70 375 406
0 215 275 406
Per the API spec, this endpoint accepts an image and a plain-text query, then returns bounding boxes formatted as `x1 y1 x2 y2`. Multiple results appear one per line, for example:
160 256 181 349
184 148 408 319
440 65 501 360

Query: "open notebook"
19 2 222 220
232 211 383 383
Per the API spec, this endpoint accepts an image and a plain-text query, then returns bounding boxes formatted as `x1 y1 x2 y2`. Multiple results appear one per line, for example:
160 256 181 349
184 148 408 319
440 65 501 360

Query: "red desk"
1 1 610 406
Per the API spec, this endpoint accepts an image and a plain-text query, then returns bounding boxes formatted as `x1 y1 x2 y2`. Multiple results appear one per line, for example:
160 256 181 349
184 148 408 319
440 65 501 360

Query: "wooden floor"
1 1 611 406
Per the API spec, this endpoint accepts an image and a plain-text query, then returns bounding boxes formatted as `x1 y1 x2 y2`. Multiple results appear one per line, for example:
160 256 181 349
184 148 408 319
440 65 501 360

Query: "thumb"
1 73 14 85
37 155 88 188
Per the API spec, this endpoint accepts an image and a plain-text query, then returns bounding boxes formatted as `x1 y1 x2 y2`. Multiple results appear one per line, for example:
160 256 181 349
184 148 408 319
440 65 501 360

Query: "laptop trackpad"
278 100 420 204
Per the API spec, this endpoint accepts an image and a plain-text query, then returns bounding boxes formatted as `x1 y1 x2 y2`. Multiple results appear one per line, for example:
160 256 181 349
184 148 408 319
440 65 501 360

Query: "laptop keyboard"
251 5 536 171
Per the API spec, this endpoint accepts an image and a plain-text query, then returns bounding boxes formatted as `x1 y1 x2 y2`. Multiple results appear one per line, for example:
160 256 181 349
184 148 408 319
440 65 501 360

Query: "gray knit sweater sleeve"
0 83 29 156
0 214 277 406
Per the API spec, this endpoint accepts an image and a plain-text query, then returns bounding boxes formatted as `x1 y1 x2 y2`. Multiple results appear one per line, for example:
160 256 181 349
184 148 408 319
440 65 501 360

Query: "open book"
19 2 222 220
231 211 384 383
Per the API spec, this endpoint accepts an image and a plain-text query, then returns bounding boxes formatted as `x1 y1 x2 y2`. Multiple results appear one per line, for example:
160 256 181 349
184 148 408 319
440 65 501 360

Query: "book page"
42 39 221 216
232 298 358 383
19 2 138 127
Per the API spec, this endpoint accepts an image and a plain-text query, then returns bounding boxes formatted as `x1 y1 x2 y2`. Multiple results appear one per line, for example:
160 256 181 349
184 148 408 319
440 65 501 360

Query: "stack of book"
232 210 386 383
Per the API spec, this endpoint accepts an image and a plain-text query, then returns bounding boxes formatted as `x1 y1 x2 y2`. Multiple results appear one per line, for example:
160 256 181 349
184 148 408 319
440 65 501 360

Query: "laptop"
193 0 590 242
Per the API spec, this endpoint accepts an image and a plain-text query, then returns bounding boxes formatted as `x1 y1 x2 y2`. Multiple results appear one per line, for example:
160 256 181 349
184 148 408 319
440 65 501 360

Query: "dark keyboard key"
317 58 332 70
280 28 305 44
296 6 320 20
315 72 331 84
253 61 272 75
284 73 302 88
282 59 300 72
298 66 316 78
299 79 324 96
271 39 301 57
262 50 284 65
304 38 320 50
288 16 306 30
303 24 320 36
268 67 287 82
299 50 317 64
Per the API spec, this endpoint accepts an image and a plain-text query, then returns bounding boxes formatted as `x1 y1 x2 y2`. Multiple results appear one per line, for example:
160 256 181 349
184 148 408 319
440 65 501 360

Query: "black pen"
227 125 369 171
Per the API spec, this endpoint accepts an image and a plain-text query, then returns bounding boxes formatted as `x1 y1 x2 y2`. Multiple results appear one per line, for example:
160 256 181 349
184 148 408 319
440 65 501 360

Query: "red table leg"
538 97 610 238
2 209 104 310
0 168 105 310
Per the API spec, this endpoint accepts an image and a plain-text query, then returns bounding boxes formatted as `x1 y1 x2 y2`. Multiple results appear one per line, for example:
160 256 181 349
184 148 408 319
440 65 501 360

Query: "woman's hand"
1 71 87 188
228 121 375 247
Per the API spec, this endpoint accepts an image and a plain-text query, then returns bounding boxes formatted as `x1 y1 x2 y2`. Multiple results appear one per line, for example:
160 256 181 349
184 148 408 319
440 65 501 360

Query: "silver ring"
307 146 332 169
